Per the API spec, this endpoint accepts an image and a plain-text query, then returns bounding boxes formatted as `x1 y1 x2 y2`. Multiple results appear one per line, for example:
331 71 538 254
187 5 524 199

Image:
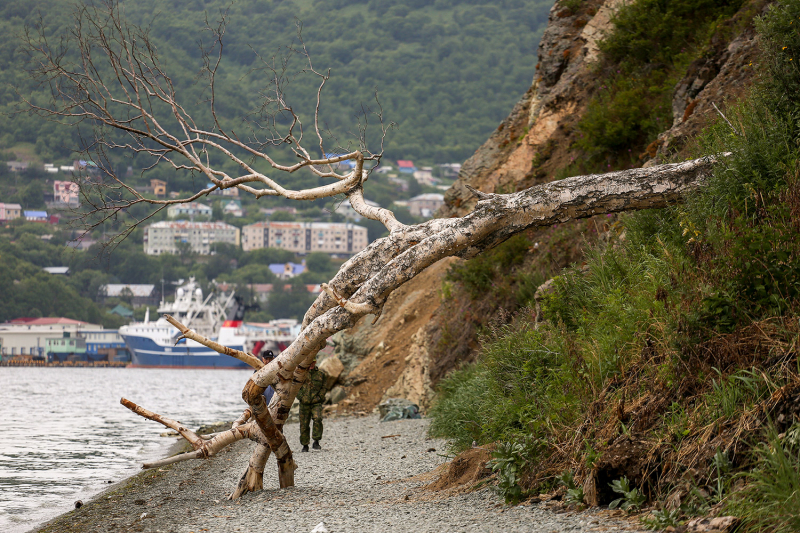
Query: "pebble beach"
32 417 642 533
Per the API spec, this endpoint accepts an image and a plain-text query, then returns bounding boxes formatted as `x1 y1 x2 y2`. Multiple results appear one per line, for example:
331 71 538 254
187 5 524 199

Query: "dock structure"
0 359 129 368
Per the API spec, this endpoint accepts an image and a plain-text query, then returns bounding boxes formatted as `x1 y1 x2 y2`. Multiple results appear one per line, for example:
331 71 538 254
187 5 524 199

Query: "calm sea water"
0 367 254 533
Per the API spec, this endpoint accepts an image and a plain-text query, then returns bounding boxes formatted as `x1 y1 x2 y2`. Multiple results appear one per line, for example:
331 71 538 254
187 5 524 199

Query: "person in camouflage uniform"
298 361 329 451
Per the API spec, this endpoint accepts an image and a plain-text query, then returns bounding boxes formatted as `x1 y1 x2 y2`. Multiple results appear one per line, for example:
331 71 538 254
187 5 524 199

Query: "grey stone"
327 386 347 405
378 398 416 419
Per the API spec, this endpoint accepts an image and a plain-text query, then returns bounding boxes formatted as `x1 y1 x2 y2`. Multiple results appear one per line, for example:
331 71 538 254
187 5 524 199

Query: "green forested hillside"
0 0 552 166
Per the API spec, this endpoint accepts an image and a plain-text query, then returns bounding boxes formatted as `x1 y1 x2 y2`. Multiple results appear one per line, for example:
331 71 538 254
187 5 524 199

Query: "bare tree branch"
164 314 263 370
19 1 726 499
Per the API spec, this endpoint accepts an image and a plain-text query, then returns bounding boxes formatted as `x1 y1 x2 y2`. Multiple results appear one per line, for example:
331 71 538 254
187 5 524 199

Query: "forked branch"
20 1 396 245
23 0 727 501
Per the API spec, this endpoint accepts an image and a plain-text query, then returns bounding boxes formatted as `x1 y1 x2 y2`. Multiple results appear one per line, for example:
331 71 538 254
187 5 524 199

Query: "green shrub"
756 0 800 117
445 234 532 299
541 231 681 387
609 476 646 512
488 441 540 504
575 0 745 161
427 364 489 450
577 73 674 155
559 471 585 504
641 509 681 530
429 322 582 451
599 0 744 67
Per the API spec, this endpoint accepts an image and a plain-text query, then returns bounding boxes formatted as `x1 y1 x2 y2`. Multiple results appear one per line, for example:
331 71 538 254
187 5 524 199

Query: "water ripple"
0 367 252 533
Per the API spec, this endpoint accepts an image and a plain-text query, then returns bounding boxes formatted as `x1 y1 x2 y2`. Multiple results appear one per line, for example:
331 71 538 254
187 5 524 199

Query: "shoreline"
31 417 643 533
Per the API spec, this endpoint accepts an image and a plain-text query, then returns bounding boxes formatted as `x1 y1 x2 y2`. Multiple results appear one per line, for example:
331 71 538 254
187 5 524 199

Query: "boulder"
684 516 740 533
196 421 232 435
327 385 347 405
378 398 420 421
318 355 344 390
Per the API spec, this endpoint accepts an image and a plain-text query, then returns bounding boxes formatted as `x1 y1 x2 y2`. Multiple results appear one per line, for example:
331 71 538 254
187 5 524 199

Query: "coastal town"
7 1 799 533
0 157 455 366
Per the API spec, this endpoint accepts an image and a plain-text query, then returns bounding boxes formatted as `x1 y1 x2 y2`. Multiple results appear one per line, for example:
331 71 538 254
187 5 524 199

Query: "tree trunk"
122 156 716 497
21 4 722 498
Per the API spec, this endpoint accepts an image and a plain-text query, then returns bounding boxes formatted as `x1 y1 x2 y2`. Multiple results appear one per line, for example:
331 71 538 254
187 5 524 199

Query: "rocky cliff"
333 0 767 414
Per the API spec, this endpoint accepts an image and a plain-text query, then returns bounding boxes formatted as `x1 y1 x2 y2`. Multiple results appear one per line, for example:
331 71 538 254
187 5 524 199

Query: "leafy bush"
756 0 800 117
641 509 681 530
445 234 532 299
427 364 489 450
577 73 674 155
488 441 537 504
559 471 585 504
429 322 582 451
577 0 744 161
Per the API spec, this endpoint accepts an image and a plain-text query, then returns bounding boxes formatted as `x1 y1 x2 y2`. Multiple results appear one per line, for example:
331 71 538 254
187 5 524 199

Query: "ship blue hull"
122 334 251 369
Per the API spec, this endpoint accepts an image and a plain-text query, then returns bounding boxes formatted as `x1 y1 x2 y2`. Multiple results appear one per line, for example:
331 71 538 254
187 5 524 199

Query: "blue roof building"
24 210 48 222
269 261 306 279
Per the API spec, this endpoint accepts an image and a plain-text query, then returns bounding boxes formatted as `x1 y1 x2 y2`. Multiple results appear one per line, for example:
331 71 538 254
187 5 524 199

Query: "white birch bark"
120 154 716 497
18 1 722 497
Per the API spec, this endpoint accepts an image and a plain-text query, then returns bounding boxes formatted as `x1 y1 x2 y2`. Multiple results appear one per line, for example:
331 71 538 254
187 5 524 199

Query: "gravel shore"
33 416 642 533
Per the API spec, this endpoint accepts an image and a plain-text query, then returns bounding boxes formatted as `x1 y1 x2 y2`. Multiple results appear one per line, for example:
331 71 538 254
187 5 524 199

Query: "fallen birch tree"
22 0 720 498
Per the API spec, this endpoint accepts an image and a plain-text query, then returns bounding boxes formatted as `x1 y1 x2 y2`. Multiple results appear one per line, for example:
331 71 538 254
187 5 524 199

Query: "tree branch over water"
22 0 719 498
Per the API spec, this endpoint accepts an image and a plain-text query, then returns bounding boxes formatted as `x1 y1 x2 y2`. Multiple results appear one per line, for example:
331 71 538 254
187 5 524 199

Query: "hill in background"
0 0 553 167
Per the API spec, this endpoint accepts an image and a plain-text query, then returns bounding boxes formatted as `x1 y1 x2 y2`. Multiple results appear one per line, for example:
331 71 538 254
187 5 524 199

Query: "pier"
0 359 129 368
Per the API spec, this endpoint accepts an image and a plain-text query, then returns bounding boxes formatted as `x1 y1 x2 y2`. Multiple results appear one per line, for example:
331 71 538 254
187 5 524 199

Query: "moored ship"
120 278 296 368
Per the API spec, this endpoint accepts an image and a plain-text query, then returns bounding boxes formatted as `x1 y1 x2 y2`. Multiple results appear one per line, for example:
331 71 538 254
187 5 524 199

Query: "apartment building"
166 201 212 219
143 220 240 255
53 180 80 206
242 221 368 255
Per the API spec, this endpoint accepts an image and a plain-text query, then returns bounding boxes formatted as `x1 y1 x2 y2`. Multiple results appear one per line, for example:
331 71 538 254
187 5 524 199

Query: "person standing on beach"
298 360 328 452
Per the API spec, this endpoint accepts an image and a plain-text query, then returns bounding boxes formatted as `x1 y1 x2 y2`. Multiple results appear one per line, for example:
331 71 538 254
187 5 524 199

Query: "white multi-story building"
53 180 80 206
143 221 240 255
407 193 444 218
412 168 438 187
166 202 212 219
242 221 368 255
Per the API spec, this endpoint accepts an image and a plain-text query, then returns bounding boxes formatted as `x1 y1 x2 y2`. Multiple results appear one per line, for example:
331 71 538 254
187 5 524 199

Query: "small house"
24 210 49 223
0 203 22 222
397 160 416 174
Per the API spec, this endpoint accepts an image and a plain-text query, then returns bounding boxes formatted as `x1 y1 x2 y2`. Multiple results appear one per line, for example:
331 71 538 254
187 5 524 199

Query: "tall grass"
428 322 582 453
704 368 776 420
725 424 800 533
